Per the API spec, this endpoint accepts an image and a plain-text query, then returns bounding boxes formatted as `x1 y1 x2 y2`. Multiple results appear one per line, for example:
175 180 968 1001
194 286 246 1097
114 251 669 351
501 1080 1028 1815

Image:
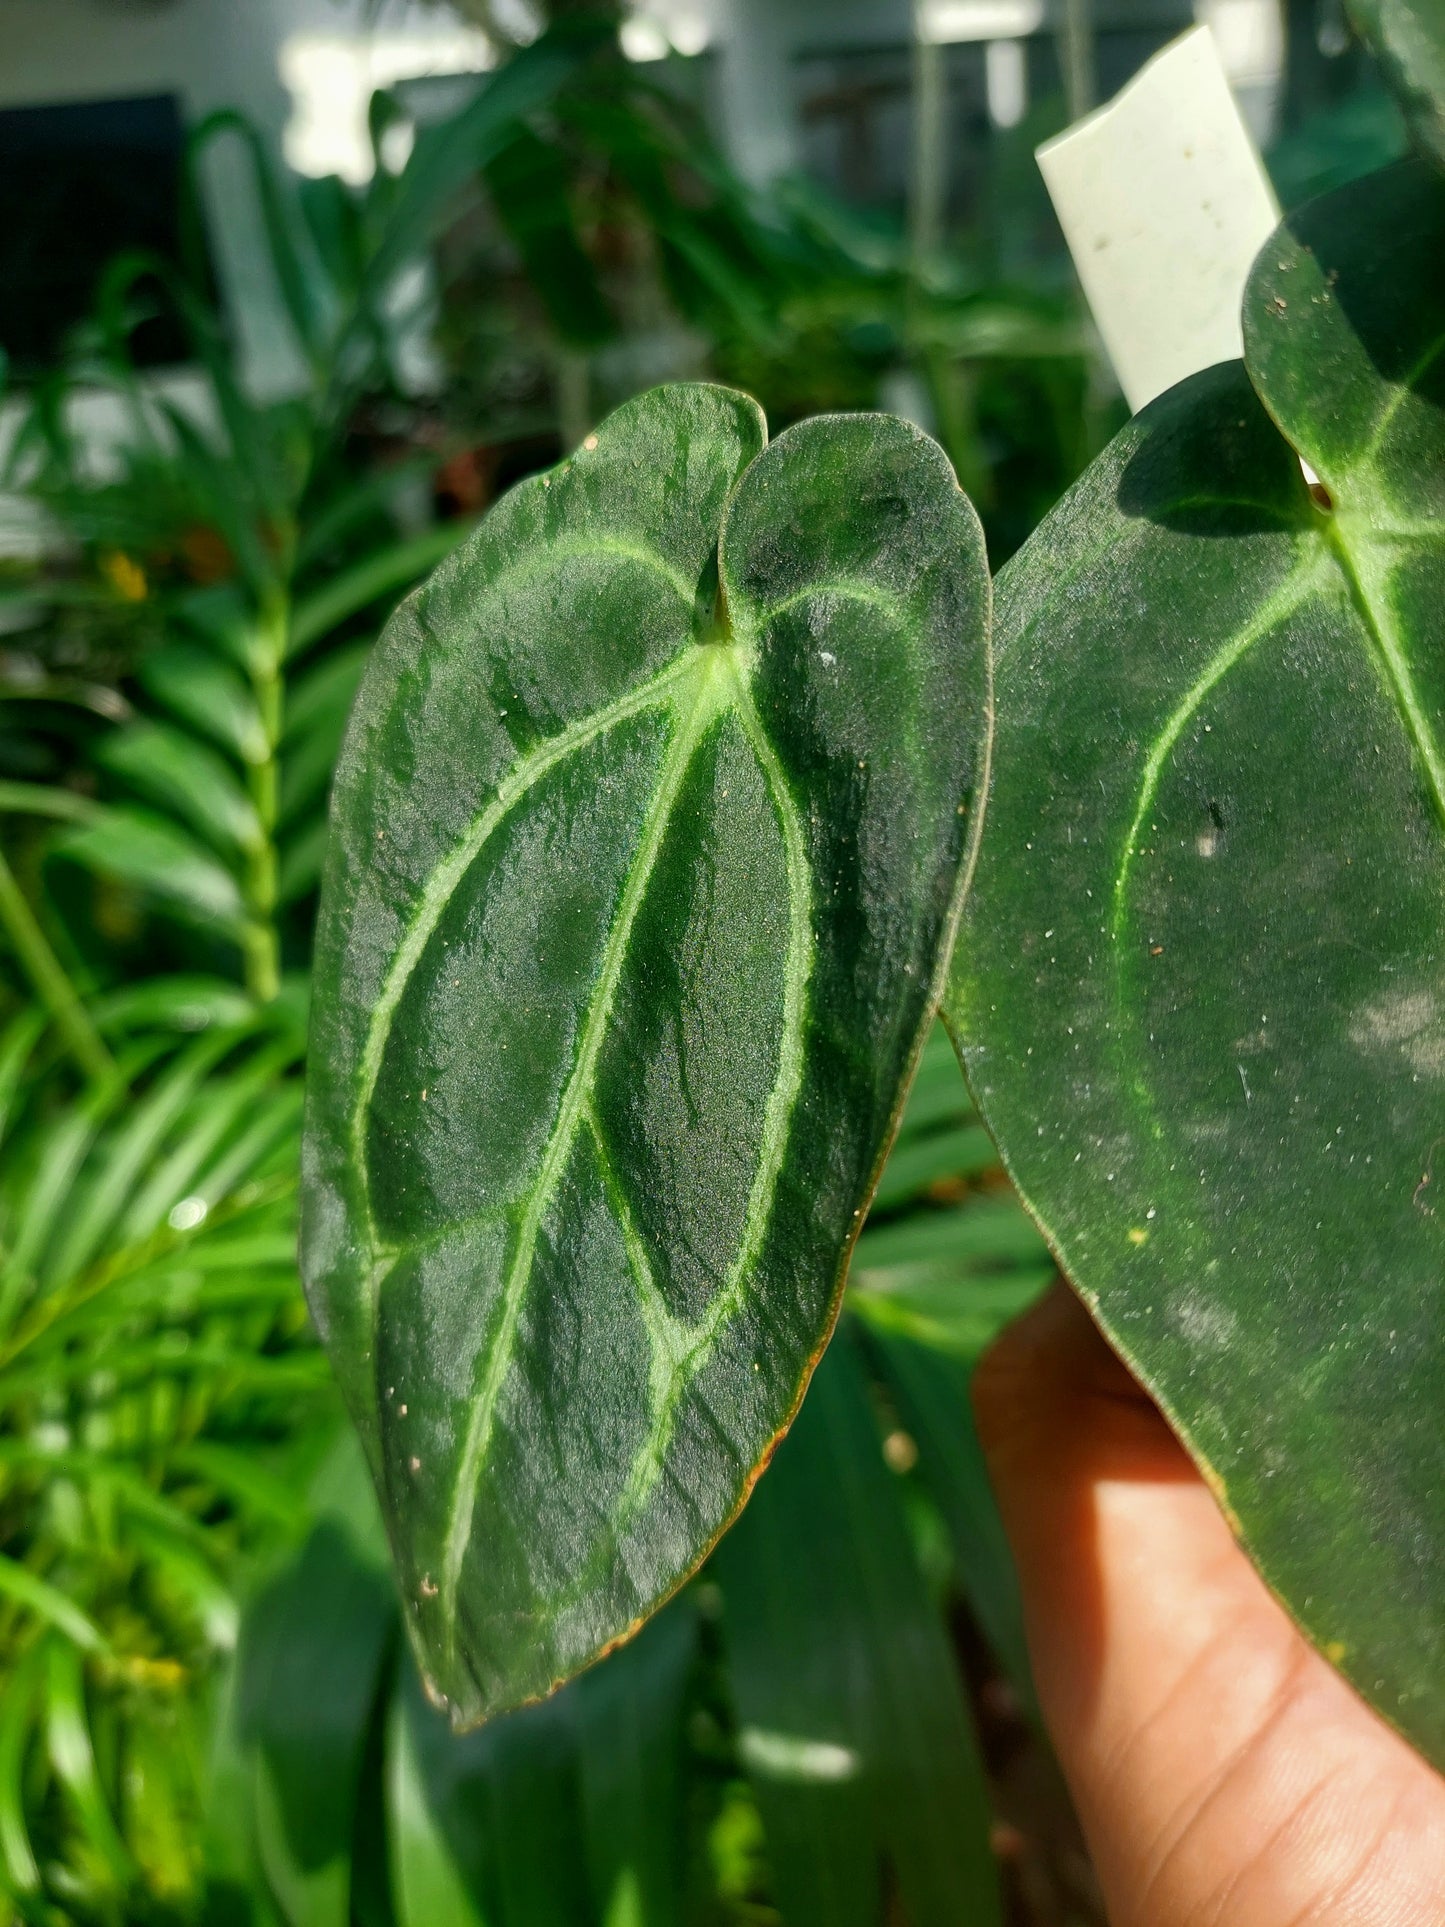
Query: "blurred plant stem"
909 0 946 268
244 593 289 1004
1059 0 1097 121
1056 0 1109 490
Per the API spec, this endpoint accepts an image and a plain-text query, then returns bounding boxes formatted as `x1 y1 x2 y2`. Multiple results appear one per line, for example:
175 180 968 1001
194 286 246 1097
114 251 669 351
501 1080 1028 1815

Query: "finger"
974 1282 1445 1927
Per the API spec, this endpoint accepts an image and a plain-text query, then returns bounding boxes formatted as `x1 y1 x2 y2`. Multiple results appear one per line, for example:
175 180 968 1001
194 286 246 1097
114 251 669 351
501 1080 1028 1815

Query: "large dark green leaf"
949 160 1445 1762
1349 0 1445 169
302 380 988 1726
713 1326 1001 1927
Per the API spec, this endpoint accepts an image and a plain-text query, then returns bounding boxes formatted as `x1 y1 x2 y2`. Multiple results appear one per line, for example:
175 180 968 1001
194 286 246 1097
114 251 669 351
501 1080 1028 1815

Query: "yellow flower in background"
100 549 148 602
121 1654 188 1691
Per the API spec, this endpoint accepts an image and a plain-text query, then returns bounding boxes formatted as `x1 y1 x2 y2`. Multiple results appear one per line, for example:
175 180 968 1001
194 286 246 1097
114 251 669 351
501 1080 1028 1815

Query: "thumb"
973 1283 1445 1927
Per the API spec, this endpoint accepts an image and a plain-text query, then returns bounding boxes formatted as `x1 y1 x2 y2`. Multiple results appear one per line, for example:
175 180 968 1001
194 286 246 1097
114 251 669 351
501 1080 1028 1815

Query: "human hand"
973 1283 1445 1925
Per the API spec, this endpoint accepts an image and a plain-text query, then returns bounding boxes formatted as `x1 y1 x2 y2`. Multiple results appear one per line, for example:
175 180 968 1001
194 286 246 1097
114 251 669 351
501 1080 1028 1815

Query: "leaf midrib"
1108 500 1445 965
1108 547 1329 951
608 672 813 1533
350 643 702 1260
436 644 743 1649
506 663 816 1633
1327 515 1445 828
1103 501 1445 1147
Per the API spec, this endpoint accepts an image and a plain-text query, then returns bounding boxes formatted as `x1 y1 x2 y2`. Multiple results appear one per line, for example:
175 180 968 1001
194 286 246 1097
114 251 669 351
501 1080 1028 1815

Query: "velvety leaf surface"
1348 0 1445 169
302 381 988 1725
949 161 1445 1761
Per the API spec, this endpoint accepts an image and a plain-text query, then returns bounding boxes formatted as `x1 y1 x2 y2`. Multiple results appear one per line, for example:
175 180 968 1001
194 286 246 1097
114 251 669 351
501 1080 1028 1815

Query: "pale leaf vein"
436 654 736 1648
1110 549 1328 949
350 645 702 1270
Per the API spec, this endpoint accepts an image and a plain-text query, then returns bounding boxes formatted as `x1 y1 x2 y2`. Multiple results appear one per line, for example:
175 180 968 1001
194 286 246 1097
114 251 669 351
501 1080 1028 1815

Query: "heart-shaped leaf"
302 382 989 1725
948 160 1445 1763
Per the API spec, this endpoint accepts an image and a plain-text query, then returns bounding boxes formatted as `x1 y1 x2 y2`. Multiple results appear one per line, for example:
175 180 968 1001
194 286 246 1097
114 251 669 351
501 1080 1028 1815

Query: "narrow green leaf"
481 127 614 349
868 1122 997 1211
852 1197 1048 1271
98 721 262 857
174 1441 310 1531
188 110 330 368
287 526 466 660
172 582 257 669
393 1666 593 1927
204 1653 287 1927
302 381 990 1724
713 1327 1001 1927
0 1045 152 1323
0 1342 328 1404
90 975 257 1036
122 1706 203 1910
0 1646 44 1896
1349 0 1445 168
45 1640 134 1888
126 1519 239 1653
277 818 329 907
571 1600 698 1927
284 642 372 746
56 807 247 933
0 1008 45 1148
890 1023 986 1137
297 168 362 320
0 835 114 1086
950 160 1445 1763
139 644 268 767
0 1553 109 1654
848 1268 1052 1359
189 1083 305 1216
867 1331 1034 1702
364 19 609 298
43 1029 238 1288
0 780 101 826
239 1520 397 1927
296 459 440 573
118 1034 302 1242
386 1689 489 1927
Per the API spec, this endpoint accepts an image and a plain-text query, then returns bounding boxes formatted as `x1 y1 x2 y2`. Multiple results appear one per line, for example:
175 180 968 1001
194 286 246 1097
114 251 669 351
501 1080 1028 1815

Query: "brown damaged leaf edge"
302 380 993 1726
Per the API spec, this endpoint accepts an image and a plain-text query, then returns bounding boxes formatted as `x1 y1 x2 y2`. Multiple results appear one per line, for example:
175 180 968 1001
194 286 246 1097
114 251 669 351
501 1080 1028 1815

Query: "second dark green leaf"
950 162 1445 1763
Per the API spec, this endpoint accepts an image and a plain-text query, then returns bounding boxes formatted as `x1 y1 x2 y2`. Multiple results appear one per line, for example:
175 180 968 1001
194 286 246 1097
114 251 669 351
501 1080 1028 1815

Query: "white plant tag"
1037 24 1279 413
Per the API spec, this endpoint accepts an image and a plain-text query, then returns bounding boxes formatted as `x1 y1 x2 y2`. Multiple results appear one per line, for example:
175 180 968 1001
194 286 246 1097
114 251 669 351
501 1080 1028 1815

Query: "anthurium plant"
303 0 1445 1768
